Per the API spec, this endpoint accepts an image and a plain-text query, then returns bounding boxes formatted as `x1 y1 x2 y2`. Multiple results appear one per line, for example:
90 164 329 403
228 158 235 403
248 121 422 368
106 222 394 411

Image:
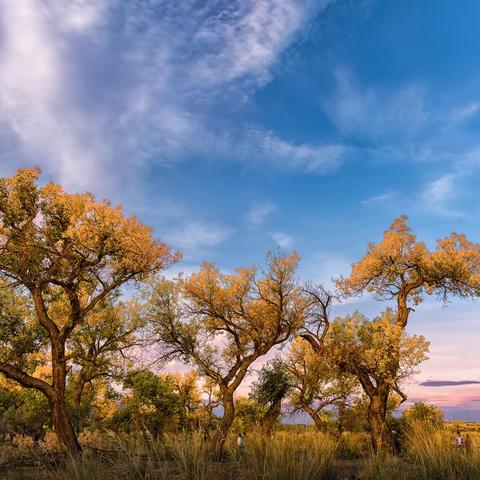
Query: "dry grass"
1 423 480 479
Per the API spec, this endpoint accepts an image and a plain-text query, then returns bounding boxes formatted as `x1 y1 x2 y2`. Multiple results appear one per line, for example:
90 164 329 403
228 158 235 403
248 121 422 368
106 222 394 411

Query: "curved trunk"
52 340 82 455
261 398 282 435
211 392 235 459
367 392 393 452
303 405 327 432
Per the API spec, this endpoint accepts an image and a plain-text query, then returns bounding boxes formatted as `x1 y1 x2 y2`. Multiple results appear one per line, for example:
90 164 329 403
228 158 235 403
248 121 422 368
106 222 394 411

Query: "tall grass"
406 421 480 480
165 432 224 480
3 423 480 479
231 430 337 480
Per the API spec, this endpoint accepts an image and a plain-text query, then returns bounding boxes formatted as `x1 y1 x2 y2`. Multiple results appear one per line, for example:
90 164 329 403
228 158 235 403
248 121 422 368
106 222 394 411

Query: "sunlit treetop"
337 215 480 306
148 251 309 389
0 167 181 323
181 251 305 349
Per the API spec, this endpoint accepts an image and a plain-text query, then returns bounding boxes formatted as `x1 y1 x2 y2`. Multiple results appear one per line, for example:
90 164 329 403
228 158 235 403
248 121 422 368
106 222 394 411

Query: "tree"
328 309 429 450
285 337 356 431
336 216 480 450
116 370 183 435
232 397 267 432
402 402 444 429
0 168 180 454
67 295 143 410
197 377 220 436
147 252 315 456
250 359 292 434
161 371 202 430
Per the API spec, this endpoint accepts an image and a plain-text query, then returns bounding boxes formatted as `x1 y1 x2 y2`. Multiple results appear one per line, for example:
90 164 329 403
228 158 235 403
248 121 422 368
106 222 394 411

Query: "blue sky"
2 0 480 419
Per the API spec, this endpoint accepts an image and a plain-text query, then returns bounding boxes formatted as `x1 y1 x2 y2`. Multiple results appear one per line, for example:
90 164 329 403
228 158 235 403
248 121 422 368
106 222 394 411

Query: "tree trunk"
52 340 82 455
337 398 346 435
211 392 235 459
70 372 87 408
50 394 82 454
304 405 327 432
367 392 393 452
261 398 282 435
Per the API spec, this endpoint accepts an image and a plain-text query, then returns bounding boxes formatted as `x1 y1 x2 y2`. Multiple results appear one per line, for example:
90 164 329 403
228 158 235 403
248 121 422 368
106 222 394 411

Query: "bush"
402 403 444 429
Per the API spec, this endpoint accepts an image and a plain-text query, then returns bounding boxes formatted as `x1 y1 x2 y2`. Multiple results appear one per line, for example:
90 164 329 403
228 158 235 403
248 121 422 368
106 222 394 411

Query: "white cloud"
449 103 480 124
253 129 348 173
246 200 276 225
0 0 332 194
411 146 480 217
423 174 456 204
165 221 233 251
0 1 108 191
421 173 461 217
270 232 294 248
298 252 351 289
194 0 327 86
324 69 429 141
361 190 396 206
161 264 201 281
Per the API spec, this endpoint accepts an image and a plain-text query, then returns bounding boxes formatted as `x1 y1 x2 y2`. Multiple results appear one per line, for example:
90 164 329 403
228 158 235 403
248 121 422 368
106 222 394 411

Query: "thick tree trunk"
367 393 393 452
211 392 235 459
52 340 82 455
50 394 82 453
261 398 282 435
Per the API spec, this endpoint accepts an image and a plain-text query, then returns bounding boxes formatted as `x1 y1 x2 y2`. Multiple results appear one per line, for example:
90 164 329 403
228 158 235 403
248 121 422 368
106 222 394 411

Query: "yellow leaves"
1 167 181 291
433 233 480 290
182 251 303 347
290 336 318 365
0 167 40 215
337 216 427 298
329 309 429 383
337 215 480 308
0 166 181 337
32 364 52 381
161 370 201 405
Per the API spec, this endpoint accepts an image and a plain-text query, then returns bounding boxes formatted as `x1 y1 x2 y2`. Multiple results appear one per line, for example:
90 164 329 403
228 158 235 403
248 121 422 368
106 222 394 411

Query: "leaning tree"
285 336 357 432
336 216 480 450
0 168 179 454
328 309 429 448
147 251 321 456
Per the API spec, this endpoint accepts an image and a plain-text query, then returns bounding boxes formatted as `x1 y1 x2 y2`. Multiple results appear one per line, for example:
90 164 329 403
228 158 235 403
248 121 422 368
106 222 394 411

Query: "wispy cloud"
247 201 276 225
270 232 294 248
449 103 480 124
250 129 349 173
421 173 462 217
324 69 429 142
361 190 396 206
298 252 353 290
165 221 233 251
0 0 332 193
193 0 322 86
0 1 110 190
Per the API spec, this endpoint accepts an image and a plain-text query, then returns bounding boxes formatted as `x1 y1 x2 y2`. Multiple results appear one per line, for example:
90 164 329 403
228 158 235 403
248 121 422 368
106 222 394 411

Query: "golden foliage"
337 215 480 306
328 309 429 387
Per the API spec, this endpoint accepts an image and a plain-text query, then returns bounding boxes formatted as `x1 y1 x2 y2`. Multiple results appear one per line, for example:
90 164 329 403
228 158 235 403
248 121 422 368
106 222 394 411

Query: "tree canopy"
0 167 180 453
